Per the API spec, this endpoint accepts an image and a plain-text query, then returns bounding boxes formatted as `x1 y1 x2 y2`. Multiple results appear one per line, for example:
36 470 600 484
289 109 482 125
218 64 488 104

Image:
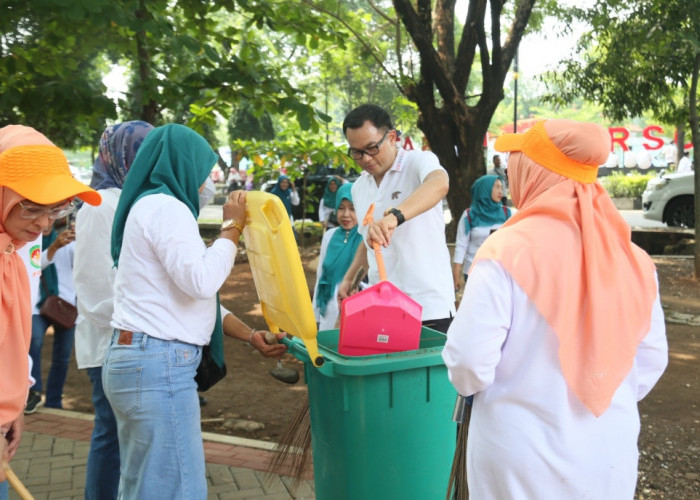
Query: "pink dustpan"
338 204 422 356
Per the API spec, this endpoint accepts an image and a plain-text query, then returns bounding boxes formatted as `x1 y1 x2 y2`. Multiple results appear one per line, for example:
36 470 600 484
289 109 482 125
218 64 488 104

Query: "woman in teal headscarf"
104 124 247 499
452 174 511 291
270 174 299 219
318 175 344 229
313 183 362 330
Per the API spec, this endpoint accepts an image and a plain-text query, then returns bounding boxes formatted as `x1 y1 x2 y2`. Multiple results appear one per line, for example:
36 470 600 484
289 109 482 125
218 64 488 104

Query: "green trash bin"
285 326 457 500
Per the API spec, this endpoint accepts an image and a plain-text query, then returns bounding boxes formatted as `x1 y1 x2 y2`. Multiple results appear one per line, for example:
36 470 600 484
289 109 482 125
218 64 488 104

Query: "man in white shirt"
337 104 455 332
677 152 693 172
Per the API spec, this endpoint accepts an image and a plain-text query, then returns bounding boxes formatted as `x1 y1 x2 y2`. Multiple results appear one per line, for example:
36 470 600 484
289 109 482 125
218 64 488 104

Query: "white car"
642 171 695 228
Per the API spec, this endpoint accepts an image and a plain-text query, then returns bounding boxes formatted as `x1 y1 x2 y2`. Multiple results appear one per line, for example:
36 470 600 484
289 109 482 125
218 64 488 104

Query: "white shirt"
318 199 334 226
352 148 455 321
677 155 693 172
111 194 236 346
20 235 42 314
452 211 504 273
19 236 41 385
442 260 667 499
40 241 76 307
73 188 120 368
312 227 341 330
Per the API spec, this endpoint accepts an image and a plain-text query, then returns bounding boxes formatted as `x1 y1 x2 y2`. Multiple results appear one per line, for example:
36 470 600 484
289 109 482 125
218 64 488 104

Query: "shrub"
600 171 656 198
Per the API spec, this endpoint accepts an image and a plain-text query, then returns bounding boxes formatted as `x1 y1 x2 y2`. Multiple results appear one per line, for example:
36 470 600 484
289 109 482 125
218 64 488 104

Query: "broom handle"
372 241 387 282
362 203 388 282
3 461 34 500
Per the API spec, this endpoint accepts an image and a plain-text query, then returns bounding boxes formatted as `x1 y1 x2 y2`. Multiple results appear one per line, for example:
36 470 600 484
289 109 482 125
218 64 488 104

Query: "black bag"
194 345 227 392
39 295 78 330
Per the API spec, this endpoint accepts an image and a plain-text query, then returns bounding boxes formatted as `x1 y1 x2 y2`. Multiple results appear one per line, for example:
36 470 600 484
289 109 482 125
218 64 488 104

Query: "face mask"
199 177 216 209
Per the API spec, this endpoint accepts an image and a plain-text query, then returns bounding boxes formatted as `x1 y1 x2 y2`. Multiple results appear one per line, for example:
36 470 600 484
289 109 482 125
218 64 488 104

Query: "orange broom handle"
362 203 387 282
3 461 34 500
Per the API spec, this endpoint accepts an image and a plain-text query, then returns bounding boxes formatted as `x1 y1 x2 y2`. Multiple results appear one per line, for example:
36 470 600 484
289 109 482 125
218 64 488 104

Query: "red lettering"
642 125 665 150
402 136 414 151
672 131 694 150
609 127 630 151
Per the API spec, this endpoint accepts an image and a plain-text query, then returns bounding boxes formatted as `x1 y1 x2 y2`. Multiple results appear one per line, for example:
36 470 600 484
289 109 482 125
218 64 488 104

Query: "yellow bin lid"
243 191 323 366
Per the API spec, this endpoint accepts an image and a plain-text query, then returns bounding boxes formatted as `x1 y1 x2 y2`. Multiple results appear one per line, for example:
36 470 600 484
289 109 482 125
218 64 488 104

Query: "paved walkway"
7 408 315 500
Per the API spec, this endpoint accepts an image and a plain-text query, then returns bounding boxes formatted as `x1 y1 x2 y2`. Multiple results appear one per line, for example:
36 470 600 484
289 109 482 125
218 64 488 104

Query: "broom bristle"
445 417 470 499
266 398 312 487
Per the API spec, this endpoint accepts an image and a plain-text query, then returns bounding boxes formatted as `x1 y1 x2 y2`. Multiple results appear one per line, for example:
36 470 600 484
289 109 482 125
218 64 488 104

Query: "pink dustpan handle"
362 203 388 282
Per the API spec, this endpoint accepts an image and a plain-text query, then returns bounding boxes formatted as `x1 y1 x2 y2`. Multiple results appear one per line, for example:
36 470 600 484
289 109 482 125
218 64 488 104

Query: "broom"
3 461 34 500
266 398 313 487
446 394 471 500
266 266 367 485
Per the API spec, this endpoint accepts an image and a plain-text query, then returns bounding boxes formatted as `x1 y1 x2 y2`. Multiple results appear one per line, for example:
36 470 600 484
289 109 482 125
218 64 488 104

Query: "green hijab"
110 124 225 371
111 123 217 265
322 177 340 208
315 183 361 316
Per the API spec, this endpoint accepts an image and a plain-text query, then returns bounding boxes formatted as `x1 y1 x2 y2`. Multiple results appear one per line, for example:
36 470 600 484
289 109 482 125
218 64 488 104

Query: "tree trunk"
689 53 700 279
135 0 158 124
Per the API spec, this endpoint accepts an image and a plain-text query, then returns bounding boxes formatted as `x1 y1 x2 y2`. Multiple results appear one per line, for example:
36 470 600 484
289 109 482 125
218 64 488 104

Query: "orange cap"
494 120 599 184
0 145 101 205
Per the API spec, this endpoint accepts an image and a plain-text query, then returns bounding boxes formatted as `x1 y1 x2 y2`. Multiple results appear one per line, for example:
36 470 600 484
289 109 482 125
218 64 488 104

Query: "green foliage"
542 0 700 127
231 132 357 184
599 171 656 198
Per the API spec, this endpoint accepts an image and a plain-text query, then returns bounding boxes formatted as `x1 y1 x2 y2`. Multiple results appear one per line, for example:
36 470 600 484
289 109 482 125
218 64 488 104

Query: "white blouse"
111 193 235 346
442 259 667 499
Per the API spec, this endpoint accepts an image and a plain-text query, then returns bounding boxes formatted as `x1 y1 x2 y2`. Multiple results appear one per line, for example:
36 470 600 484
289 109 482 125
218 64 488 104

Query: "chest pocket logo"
391 191 401 200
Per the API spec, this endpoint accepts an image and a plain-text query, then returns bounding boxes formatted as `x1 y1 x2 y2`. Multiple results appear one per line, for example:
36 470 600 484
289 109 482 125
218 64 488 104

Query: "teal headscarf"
111 124 218 265
270 175 293 216
315 183 362 316
465 174 511 234
322 177 340 209
37 229 58 308
109 124 225 371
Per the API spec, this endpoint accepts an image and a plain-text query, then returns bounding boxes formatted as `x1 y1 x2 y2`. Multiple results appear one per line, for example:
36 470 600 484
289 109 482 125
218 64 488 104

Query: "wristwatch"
383 207 405 226
221 218 244 233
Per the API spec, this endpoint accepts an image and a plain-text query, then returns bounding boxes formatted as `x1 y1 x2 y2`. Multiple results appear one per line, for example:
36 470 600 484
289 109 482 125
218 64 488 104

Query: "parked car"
642 171 695 228
261 166 360 221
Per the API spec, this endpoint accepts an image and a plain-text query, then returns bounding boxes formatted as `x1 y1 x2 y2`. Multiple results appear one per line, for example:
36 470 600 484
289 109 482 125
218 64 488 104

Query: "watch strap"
384 207 405 226
221 218 244 233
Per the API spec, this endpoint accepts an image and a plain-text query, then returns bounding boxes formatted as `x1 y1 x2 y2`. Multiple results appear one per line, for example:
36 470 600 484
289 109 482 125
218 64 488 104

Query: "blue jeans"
30 314 75 408
0 480 7 500
103 331 206 500
85 366 120 500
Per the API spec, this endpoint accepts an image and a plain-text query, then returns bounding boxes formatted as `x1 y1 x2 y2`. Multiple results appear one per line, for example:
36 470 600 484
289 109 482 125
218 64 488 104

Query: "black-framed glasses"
18 200 77 220
347 130 391 161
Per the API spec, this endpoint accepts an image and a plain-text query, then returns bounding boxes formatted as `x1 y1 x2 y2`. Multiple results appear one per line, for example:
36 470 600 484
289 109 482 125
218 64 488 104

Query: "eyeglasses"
347 130 391 161
18 200 77 220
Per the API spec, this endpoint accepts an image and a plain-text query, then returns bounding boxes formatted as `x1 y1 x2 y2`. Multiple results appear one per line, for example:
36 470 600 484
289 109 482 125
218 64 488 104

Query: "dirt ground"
49 248 699 498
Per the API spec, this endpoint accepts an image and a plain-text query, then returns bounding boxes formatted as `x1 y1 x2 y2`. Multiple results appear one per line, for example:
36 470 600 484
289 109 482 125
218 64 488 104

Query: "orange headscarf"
0 126 53 426
476 119 658 416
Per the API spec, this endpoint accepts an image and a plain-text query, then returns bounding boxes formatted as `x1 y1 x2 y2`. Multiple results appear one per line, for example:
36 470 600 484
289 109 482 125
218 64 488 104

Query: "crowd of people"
1 107 669 499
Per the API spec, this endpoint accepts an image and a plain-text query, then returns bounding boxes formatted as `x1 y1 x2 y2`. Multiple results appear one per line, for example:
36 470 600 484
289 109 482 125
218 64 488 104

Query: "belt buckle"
118 330 133 345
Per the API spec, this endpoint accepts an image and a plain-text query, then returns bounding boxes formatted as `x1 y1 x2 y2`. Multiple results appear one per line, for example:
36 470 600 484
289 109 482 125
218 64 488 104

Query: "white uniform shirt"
318 199 334 226
677 155 693 172
40 241 76 307
312 227 341 330
351 148 455 321
452 211 504 273
73 188 120 368
20 235 42 313
111 194 235 346
442 259 667 499
19 236 41 384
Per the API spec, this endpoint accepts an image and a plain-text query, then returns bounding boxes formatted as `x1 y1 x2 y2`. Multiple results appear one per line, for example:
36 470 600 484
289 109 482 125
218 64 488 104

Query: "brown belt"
118 330 133 345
